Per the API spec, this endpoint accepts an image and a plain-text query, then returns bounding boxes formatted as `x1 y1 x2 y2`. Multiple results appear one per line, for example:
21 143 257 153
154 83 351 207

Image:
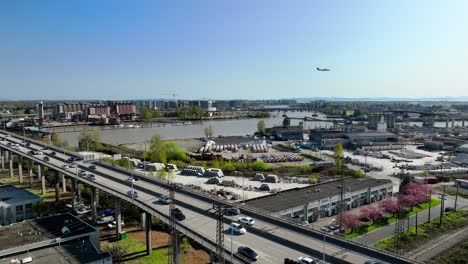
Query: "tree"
204 125 214 138
165 141 189 162
426 116 436 127
149 134 167 163
380 198 399 216
104 243 129 263
157 168 167 182
152 108 162 118
257 120 266 133
360 205 383 225
78 129 101 151
51 134 69 148
333 143 344 169
139 105 152 122
251 160 269 171
340 211 361 233
404 182 432 205
32 203 49 217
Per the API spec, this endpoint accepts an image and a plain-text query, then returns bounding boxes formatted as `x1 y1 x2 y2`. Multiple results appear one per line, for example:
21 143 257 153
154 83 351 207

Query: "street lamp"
242 176 245 205
143 140 147 176
230 213 234 263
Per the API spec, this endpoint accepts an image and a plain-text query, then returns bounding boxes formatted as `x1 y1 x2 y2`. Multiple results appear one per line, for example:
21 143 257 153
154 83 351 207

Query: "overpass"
0 130 418 264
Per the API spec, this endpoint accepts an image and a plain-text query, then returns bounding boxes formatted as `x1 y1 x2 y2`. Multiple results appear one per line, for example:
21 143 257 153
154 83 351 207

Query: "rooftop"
0 214 96 252
0 238 111 264
246 178 392 212
0 185 40 207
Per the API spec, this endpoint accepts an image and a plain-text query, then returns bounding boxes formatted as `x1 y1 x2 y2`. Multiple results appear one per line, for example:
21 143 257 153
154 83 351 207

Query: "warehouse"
246 178 393 223
0 185 41 225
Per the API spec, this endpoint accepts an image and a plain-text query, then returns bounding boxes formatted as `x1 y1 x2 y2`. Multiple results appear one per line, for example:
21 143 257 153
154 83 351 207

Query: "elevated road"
0 130 417 264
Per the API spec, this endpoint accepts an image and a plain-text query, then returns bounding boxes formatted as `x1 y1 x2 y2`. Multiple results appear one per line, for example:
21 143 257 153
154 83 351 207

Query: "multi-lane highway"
0 130 416 264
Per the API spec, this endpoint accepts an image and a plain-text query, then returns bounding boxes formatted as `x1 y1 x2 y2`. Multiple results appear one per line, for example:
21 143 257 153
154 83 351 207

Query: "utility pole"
168 184 180 264
338 156 345 231
415 211 418 236
454 185 459 211
428 188 432 223
212 203 225 264
439 185 446 227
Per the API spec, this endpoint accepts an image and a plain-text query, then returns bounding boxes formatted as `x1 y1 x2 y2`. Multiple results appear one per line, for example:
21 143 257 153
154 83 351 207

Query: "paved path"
406 225 468 262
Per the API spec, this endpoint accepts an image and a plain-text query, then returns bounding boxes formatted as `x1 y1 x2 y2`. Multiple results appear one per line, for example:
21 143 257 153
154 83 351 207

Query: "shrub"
252 160 269 171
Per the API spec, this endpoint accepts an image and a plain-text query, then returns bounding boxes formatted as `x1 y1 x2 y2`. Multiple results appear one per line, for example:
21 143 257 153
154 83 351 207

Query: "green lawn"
345 198 441 239
374 210 468 253
102 237 169 264
435 185 468 199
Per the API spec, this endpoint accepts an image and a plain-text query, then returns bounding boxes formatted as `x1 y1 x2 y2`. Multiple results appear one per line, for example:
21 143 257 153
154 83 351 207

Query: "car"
89 164 96 170
67 157 77 163
4 135 10 138
41 146 48 150
126 176 136 183
68 163 76 168
43 156 50 161
364 261 386 264
127 190 138 198
159 195 172 204
237 246 258 261
224 207 240 216
229 223 246 234
238 217 255 226
171 208 186 221
0 138 5 141
87 174 96 181
444 207 454 212
78 169 87 176
76 207 90 215
298 256 316 264
28 150 35 155
62 164 69 169
33 151 43 155
25 142 31 147
96 216 114 224
101 208 115 216
49 151 56 156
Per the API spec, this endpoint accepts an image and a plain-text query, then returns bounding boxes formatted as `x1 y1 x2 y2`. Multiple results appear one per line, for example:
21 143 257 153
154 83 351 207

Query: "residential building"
0 185 41 225
53 102 90 120
246 178 393 222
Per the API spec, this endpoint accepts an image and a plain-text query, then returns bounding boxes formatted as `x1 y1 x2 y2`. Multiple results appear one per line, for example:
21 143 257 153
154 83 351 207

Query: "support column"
91 187 97 222
141 212 146 230
18 156 23 183
71 178 77 212
115 198 122 239
9 151 13 178
145 212 152 255
39 165 46 195
77 182 82 201
28 160 33 187
61 173 66 193
1 149 4 170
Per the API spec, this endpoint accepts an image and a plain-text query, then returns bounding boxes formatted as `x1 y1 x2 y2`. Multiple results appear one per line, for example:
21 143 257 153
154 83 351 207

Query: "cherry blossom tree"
359 205 383 225
340 211 361 233
380 198 399 217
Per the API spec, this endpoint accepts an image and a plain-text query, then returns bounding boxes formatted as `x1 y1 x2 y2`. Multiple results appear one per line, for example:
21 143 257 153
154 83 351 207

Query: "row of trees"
147 134 190 164
340 182 433 233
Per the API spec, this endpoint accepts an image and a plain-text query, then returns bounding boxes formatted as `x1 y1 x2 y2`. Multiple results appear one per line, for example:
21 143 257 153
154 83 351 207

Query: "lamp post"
242 176 245 205
143 140 147 176
230 214 234 263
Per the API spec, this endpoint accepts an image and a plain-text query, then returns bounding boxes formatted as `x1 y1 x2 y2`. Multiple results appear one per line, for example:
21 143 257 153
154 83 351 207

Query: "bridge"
0 130 418 264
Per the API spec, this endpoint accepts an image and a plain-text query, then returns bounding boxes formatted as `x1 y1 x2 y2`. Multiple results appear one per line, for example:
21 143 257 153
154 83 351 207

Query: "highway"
0 130 416 264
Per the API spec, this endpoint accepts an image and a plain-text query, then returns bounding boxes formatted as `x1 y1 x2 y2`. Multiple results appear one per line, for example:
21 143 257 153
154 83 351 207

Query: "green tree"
149 134 167 163
152 108 162 118
426 116 436 127
191 106 204 119
333 143 344 169
157 168 167 182
251 160 269 171
139 105 152 122
165 141 189 161
32 203 49 217
78 129 101 151
257 120 266 133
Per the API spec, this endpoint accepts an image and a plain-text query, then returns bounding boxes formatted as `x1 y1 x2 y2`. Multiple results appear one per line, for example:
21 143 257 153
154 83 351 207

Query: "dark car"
28 150 34 155
67 157 75 163
224 207 240 216
25 142 31 147
89 164 97 170
43 156 50 161
50 151 56 156
238 246 258 261
171 208 186 221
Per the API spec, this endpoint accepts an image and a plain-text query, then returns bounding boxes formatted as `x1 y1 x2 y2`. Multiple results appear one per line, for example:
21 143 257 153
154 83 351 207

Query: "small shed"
265 174 279 183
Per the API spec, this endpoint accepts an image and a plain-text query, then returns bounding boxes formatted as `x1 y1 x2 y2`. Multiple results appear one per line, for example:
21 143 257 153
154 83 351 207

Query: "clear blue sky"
1 0 467 100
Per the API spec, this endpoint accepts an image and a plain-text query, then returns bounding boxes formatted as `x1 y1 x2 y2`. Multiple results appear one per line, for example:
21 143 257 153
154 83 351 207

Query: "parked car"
89 164 96 170
238 217 255 226
127 190 139 198
171 208 186 221
76 207 90 215
229 223 246 234
297 257 315 264
101 208 115 216
43 156 50 161
87 174 96 181
298 256 316 264
96 216 114 224
159 195 172 204
224 207 240 216
238 246 258 261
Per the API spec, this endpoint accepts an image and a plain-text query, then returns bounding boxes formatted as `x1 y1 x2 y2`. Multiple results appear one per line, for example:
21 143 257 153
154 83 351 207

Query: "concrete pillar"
71 178 77 212
1 149 4 170
141 212 146 230
446 118 449 128
39 165 46 195
145 212 152 255
18 156 22 183
115 198 122 239
463 120 466 127
9 151 13 178
77 182 82 201
452 120 455 127
28 160 33 187
61 173 66 193
91 187 97 222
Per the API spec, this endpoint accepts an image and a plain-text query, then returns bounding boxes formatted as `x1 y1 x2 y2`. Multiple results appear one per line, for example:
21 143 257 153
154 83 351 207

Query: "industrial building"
268 126 304 141
0 213 112 264
0 185 41 225
246 178 393 222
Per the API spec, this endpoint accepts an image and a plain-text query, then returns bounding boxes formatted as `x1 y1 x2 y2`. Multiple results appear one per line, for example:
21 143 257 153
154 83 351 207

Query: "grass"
435 185 468 199
345 198 441 239
373 210 468 253
102 237 169 264
429 236 468 264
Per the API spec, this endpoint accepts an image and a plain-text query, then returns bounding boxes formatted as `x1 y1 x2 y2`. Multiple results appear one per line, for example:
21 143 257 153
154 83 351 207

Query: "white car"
68 163 76 168
62 164 69 169
78 169 87 176
159 195 172 204
238 217 255 226
298 256 316 264
76 208 90 215
126 176 136 183
229 223 246 234
127 190 138 198
96 216 114 224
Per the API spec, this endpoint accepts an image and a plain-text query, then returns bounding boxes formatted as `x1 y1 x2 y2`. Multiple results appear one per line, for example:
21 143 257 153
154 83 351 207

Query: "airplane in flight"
317 67 330 71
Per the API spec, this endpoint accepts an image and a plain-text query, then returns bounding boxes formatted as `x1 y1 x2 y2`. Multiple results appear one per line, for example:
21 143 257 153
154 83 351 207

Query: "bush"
252 161 269 171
